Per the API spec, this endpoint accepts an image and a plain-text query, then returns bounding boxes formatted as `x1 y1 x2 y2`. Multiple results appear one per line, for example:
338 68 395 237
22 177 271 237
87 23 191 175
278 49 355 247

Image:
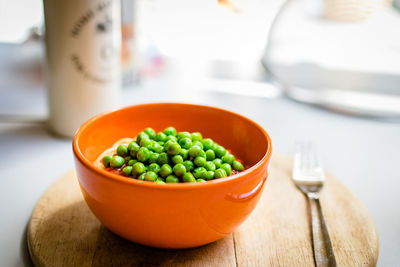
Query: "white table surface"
1 50 400 267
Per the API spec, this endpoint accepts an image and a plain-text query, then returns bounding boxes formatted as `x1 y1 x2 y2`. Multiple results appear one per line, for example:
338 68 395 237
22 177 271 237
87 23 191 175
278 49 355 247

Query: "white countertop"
1 49 400 266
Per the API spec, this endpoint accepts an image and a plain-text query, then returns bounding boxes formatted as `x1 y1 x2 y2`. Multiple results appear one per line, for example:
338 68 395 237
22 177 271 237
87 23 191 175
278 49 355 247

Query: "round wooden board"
27 154 378 267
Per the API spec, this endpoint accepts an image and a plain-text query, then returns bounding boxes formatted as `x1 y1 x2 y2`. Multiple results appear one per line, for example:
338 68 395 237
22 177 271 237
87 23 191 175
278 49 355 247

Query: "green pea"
203 171 215 180
205 149 215 161
214 168 227 178
211 143 218 151
179 148 189 160
137 132 149 143
128 159 137 166
144 171 157 181
201 138 214 151
177 131 191 140
163 140 173 150
215 145 227 158
137 147 150 162
110 155 124 168
154 178 165 184
194 156 206 167
139 138 152 148
221 163 232 176
102 155 112 168
199 150 206 158
172 155 183 165
157 152 169 165
196 179 206 183
116 145 128 157
191 132 202 142
128 141 138 151
132 162 146 176
148 163 161 173
204 161 216 171
233 160 244 171
192 141 203 150
148 152 159 164
150 142 163 153
189 145 202 158
166 135 177 143
173 163 186 177
144 128 156 139
213 158 222 168
182 172 196 183
193 167 207 178
164 140 177 151
105 128 244 183
128 141 140 157
137 173 145 180
166 142 181 155
164 127 177 136
222 154 235 165
182 160 194 172
159 164 173 177
178 137 192 149
166 175 179 183
155 132 168 142
122 166 132 176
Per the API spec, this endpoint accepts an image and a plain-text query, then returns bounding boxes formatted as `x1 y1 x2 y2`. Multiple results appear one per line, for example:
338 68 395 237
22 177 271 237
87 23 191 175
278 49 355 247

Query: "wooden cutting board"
27 154 378 266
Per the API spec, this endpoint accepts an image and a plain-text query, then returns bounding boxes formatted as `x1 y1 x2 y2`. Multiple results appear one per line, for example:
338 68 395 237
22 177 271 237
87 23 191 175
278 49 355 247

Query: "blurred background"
1 0 400 128
0 0 280 125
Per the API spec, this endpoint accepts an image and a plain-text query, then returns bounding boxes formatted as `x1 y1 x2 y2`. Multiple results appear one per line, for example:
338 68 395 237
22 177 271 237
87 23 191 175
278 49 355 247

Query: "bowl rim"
73 102 272 189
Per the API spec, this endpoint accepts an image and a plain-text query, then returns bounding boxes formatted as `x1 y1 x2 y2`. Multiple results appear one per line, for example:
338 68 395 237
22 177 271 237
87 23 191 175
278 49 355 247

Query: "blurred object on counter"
393 0 400 10
324 0 392 22
20 25 45 44
137 37 165 77
121 0 140 86
263 0 400 119
218 0 238 12
0 42 47 121
43 0 122 137
0 0 43 44
136 0 278 62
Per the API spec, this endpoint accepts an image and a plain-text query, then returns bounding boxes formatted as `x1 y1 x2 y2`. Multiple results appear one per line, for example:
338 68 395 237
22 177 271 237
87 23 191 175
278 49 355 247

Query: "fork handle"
308 194 337 267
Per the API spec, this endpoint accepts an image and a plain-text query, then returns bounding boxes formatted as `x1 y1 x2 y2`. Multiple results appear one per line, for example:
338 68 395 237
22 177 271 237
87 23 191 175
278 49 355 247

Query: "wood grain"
27 154 378 266
233 154 379 267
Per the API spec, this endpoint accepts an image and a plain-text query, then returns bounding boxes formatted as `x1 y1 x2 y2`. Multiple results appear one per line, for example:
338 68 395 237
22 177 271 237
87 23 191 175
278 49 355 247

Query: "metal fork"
292 142 337 267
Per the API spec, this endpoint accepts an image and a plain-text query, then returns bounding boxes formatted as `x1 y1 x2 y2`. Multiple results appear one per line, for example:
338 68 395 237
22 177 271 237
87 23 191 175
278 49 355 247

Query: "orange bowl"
73 103 272 249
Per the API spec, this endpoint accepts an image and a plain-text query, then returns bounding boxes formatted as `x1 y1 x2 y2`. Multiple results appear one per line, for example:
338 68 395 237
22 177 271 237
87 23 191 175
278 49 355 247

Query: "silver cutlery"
292 142 337 267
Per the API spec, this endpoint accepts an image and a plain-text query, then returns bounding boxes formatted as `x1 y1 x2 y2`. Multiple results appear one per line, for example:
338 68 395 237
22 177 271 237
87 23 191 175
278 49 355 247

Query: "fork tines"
293 142 325 183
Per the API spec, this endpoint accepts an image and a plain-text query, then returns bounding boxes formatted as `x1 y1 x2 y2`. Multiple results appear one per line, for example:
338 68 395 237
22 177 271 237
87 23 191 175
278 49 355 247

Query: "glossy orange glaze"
73 103 272 249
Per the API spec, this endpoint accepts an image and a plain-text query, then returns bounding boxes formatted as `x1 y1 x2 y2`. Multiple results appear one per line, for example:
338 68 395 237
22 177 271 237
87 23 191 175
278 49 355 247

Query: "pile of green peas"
102 127 244 183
